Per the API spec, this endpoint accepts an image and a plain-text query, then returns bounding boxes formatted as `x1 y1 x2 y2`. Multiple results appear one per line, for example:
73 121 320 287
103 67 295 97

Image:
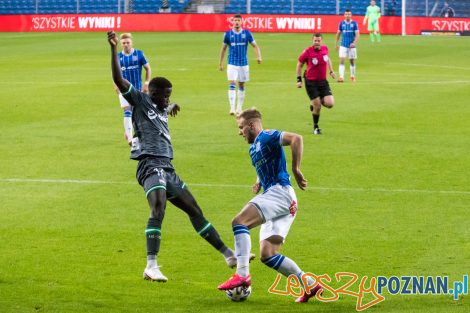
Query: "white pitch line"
0 178 469 195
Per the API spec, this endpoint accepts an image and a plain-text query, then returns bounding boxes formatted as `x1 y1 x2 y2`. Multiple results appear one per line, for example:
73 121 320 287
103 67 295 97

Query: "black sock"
190 215 226 251
313 114 320 128
146 217 162 256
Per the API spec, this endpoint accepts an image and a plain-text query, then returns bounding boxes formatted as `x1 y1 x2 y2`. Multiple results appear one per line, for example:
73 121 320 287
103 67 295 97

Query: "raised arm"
282 131 307 190
108 31 130 93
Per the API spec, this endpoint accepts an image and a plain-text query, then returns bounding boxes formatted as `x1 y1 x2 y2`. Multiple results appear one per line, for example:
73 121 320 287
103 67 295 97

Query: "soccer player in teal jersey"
108 31 240 282
363 0 381 42
114 33 151 145
218 108 323 303
219 14 262 115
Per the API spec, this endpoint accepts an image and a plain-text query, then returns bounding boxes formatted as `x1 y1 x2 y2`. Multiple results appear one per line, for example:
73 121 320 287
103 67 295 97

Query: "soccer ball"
225 285 252 302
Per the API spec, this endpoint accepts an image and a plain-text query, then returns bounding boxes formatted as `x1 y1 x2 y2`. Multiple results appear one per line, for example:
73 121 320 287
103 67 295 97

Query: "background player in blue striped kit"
114 33 151 145
219 14 262 115
218 108 323 303
335 10 360 82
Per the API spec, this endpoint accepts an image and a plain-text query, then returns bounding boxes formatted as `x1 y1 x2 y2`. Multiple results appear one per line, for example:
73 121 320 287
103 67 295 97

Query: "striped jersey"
249 130 290 192
338 20 359 48
223 29 255 66
119 49 149 91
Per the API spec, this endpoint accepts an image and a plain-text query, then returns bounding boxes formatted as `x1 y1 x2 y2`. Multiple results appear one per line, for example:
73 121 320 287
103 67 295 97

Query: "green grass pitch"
0 31 469 312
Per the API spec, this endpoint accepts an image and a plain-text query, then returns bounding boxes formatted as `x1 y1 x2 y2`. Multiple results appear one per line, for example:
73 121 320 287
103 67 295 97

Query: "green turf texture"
0 32 469 312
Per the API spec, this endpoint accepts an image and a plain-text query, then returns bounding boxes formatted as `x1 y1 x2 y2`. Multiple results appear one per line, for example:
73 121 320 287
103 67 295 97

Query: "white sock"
228 89 236 111
123 110 133 142
339 64 345 79
146 255 157 268
273 255 302 278
233 225 251 277
236 89 245 112
350 64 356 77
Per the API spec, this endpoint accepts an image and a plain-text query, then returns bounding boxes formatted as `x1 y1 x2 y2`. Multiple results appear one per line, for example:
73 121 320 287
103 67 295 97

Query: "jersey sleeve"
140 50 149 66
338 22 342 32
247 30 255 43
263 130 282 147
298 48 308 63
122 84 143 108
223 31 230 45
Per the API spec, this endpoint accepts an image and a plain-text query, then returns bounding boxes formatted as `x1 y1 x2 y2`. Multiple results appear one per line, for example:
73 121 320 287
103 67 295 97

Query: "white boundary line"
1 178 469 195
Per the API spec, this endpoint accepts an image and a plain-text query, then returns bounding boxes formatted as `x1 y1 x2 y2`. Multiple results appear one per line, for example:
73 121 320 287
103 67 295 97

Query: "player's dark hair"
234 14 242 19
313 32 322 38
150 77 172 90
345 9 351 13
238 107 262 121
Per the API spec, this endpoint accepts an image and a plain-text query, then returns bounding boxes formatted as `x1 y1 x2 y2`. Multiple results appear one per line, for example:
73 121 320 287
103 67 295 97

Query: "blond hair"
120 33 133 40
237 107 262 122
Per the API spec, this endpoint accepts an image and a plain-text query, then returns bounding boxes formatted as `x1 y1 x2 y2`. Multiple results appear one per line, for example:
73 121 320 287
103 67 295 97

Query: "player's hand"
296 82 302 88
167 103 180 117
257 58 262 64
252 182 261 194
292 169 308 190
330 71 337 80
350 43 356 48
142 84 149 94
219 64 224 71
335 44 339 51
107 31 118 46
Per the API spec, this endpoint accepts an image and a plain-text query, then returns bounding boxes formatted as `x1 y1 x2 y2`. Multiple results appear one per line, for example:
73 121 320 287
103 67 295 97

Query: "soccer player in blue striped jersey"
335 10 359 82
219 15 262 115
218 108 323 303
114 33 151 145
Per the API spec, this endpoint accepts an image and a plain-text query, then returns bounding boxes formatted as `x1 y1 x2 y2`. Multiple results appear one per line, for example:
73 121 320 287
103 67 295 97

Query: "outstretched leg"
260 236 322 303
169 188 236 265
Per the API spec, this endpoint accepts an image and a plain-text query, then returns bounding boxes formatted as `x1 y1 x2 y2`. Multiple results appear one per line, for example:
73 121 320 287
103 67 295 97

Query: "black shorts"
304 79 332 100
136 157 186 199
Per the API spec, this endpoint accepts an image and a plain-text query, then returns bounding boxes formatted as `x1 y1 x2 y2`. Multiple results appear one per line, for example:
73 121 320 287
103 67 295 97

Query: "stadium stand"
0 0 469 17
0 0 191 14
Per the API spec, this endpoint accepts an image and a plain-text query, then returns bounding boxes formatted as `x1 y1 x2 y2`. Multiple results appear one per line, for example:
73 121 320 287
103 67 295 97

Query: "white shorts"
119 94 131 108
249 184 298 241
339 46 357 59
227 64 250 82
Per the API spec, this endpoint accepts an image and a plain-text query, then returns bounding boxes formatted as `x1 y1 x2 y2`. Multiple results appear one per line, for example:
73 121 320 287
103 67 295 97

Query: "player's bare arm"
328 59 337 80
295 62 304 88
251 42 262 64
335 31 341 50
219 44 228 71
108 31 130 93
252 177 261 194
282 132 307 190
142 63 151 93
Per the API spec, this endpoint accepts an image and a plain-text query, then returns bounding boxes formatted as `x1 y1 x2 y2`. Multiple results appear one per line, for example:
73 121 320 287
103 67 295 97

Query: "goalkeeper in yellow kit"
363 0 381 43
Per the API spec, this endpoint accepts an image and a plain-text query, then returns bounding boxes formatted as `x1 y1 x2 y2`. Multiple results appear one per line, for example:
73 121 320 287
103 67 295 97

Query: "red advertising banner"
0 14 469 35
